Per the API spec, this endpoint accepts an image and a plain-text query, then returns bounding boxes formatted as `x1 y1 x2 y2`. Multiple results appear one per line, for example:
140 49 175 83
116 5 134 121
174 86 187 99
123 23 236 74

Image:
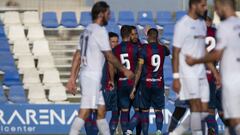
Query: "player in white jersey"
171 0 220 134
66 2 134 135
186 0 240 134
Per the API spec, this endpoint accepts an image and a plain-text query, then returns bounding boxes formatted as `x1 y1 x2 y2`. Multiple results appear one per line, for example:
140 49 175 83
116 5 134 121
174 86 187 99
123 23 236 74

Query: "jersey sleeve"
215 24 228 50
138 47 146 64
173 22 187 48
94 28 111 51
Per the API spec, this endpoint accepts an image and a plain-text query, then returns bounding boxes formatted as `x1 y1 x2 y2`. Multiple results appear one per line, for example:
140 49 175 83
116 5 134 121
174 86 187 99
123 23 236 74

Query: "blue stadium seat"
162 24 175 41
118 11 135 25
164 66 173 86
109 11 116 24
0 26 6 37
8 85 27 103
137 11 155 26
106 24 120 35
176 11 187 21
156 11 174 26
0 84 7 103
42 12 59 28
61 11 78 28
0 52 15 69
0 39 10 52
2 67 22 86
79 11 92 27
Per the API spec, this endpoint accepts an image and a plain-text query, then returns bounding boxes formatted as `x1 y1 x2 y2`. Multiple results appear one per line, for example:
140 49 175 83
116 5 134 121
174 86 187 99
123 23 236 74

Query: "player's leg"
84 111 93 135
109 89 120 135
118 86 132 134
189 99 203 134
141 109 150 135
69 109 91 135
168 106 187 132
152 86 165 135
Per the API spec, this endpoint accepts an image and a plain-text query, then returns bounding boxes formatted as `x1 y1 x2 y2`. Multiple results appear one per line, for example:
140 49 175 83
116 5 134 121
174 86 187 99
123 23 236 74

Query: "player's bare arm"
206 62 221 88
103 50 135 80
186 49 224 66
172 47 181 93
130 59 143 100
66 50 81 95
108 61 115 90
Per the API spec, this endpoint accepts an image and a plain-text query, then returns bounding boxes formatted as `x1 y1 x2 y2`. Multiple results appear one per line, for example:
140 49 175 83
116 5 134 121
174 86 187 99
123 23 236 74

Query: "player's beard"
102 17 108 26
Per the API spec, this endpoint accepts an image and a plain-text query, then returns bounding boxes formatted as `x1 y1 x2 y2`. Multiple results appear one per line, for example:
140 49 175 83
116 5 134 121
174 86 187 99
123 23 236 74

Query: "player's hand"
66 78 77 95
130 87 136 100
185 55 196 66
107 81 115 91
173 79 181 94
123 69 135 80
214 72 222 89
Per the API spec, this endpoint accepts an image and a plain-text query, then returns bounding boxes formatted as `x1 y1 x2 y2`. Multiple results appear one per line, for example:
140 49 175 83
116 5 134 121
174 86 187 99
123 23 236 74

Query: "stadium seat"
17 56 36 73
0 39 10 52
27 25 45 43
156 11 174 26
79 11 92 27
61 11 78 28
32 40 51 57
13 40 31 58
3 11 21 26
23 68 41 89
109 11 116 24
28 84 48 104
0 84 7 103
162 24 175 41
48 85 67 102
137 11 155 26
42 12 59 28
43 69 62 89
8 25 26 43
106 24 120 35
0 52 15 69
37 55 55 73
175 10 187 21
8 85 27 103
0 26 6 38
2 67 22 86
22 11 40 27
118 11 135 25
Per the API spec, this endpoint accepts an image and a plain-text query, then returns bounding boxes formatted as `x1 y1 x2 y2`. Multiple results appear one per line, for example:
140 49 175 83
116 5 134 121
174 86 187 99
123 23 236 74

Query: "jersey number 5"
151 54 161 72
120 53 131 69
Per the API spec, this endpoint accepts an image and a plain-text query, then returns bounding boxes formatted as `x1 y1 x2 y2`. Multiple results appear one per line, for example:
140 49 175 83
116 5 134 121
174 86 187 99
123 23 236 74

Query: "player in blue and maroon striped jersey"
126 28 170 135
113 25 139 134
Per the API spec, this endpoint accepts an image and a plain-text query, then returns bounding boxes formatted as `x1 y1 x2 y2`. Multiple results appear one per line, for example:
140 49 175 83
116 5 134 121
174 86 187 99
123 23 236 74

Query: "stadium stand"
42 11 59 28
32 39 51 57
118 11 135 25
22 11 41 28
17 55 36 73
3 11 21 26
109 11 116 24
23 68 41 89
7 25 26 43
61 11 78 28
42 69 62 89
156 11 174 26
28 84 49 104
13 40 31 58
0 84 7 103
27 25 45 43
37 55 56 73
137 11 155 26
48 85 67 102
8 85 27 103
175 10 187 21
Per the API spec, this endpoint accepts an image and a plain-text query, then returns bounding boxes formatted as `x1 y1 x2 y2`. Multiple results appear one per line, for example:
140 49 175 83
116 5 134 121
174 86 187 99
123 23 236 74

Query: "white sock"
172 115 190 135
69 117 84 135
97 119 110 135
201 112 208 135
201 112 209 121
235 124 240 135
191 112 202 133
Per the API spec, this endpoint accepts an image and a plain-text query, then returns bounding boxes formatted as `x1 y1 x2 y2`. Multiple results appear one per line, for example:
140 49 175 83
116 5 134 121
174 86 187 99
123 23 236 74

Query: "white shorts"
179 77 209 102
79 74 105 109
222 80 240 119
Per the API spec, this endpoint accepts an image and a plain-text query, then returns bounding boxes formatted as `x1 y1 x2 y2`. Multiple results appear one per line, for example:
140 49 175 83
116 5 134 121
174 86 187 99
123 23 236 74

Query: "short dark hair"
91 1 110 21
109 32 119 39
129 25 137 31
215 0 236 10
147 28 158 40
189 0 202 8
120 25 131 39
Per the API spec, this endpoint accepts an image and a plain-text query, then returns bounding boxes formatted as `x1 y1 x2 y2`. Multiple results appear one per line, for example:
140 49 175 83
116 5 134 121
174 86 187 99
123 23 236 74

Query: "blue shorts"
208 81 217 109
117 85 133 109
102 87 118 111
138 83 165 110
216 88 223 112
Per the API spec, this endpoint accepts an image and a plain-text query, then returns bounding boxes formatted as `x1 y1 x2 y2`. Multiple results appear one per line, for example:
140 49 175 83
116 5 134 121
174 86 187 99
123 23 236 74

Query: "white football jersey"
78 23 111 80
173 15 207 78
215 16 240 84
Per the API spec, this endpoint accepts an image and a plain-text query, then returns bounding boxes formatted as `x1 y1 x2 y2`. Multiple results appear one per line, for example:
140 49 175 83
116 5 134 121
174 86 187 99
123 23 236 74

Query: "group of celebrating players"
66 0 240 135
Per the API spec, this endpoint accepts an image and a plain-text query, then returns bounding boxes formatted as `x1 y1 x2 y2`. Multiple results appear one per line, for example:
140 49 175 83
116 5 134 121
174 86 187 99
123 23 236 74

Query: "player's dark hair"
109 32 119 39
129 25 137 31
91 1 110 21
216 0 236 10
189 0 202 8
147 28 158 40
120 25 131 39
